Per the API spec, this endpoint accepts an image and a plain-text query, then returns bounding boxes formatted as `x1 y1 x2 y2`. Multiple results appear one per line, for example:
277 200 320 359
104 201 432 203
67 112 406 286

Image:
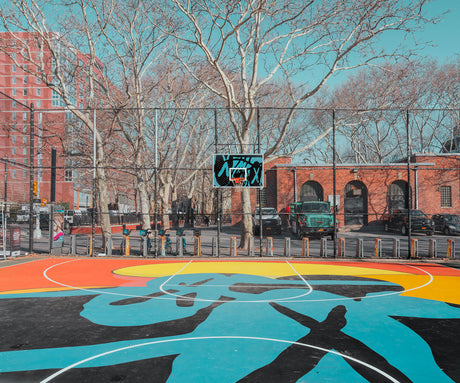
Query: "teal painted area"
0 273 459 382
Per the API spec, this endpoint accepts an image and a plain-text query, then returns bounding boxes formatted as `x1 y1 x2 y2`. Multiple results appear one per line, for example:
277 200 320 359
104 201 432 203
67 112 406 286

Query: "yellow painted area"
379 275 460 305
113 261 460 305
114 261 411 279
0 286 111 295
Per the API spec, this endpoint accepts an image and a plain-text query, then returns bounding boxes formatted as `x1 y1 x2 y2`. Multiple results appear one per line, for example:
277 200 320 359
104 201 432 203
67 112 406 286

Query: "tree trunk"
239 187 253 249
95 135 110 246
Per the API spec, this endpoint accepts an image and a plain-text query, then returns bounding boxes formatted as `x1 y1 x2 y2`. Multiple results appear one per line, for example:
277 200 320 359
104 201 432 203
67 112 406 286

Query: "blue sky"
415 0 459 61
323 0 459 89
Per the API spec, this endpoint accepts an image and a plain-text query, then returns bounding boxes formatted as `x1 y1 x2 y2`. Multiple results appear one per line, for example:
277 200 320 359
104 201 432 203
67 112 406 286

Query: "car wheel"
401 225 407 236
444 227 450 235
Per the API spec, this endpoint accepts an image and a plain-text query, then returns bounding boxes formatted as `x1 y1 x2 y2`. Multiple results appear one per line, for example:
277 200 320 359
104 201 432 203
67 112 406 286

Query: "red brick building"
231 153 460 227
0 32 136 212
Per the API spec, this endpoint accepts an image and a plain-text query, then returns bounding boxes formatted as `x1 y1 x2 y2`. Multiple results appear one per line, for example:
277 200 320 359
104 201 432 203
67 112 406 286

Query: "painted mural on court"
0 259 459 382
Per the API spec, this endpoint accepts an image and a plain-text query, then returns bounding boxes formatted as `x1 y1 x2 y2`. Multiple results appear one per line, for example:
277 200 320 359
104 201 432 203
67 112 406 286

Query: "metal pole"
257 107 262 257
4 155 7 202
28 103 34 254
406 110 412 259
154 109 158 257
48 148 56 254
2 203 6 259
91 109 96 257
215 109 220 258
332 109 337 258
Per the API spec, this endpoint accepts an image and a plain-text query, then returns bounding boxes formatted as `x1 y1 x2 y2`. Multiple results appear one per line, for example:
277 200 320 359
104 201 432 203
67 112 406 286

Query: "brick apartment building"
231 153 460 227
0 32 135 212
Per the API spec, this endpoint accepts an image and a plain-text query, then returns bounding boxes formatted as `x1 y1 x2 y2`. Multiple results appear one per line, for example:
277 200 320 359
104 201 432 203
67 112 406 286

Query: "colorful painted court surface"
1 258 460 382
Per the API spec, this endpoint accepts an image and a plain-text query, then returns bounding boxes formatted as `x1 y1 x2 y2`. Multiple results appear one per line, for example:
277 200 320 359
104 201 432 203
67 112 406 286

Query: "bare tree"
309 58 460 164
161 0 435 247
0 0 117 243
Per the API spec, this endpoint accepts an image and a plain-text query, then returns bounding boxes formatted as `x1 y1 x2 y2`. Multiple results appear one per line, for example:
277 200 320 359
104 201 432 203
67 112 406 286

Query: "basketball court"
1 257 459 382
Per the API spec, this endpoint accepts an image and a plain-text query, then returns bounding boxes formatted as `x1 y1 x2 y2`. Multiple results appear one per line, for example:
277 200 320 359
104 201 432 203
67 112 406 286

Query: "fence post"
410 238 418 258
338 237 345 257
248 237 255 257
212 237 216 257
374 238 382 258
194 236 202 257
71 234 76 256
230 236 237 257
106 235 112 257
88 235 93 256
393 238 400 258
266 237 274 257
302 237 309 257
177 236 183 257
284 237 291 257
429 239 437 258
320 238 327 257
356 238 363 258
447 239 455 259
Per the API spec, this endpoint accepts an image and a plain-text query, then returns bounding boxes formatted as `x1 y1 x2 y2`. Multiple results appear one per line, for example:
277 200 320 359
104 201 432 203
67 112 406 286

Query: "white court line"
41 259 434 304
158 260 314 303
40 335 401 383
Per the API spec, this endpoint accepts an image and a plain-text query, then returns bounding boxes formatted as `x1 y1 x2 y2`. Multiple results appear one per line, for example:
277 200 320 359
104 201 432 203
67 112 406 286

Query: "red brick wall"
231 154 460 227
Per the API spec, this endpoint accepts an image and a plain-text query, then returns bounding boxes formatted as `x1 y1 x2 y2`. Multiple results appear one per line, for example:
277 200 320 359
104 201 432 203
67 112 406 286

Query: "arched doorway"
300 181 323 202
388 180 409 212
344 181 368 225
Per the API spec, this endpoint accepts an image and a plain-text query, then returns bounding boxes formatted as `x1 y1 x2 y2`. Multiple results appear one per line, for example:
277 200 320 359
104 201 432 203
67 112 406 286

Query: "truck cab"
289 201 336 239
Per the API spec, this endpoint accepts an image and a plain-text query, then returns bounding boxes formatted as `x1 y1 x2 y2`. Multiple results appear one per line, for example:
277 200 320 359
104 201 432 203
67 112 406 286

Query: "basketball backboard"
213 154 263 188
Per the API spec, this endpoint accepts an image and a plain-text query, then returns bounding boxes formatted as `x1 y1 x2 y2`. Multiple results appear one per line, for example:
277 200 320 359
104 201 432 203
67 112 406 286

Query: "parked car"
253 207 282 235
432 214 460 235
384 209 434 235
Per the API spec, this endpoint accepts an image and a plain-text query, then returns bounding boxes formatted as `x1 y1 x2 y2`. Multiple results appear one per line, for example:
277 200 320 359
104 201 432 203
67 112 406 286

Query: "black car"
432 214 460 235
384 209 434 236
253 207 282 235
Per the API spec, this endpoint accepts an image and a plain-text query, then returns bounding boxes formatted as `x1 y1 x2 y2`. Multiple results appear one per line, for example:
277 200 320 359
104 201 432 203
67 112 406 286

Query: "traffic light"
40 198 47 207
33 181 37 196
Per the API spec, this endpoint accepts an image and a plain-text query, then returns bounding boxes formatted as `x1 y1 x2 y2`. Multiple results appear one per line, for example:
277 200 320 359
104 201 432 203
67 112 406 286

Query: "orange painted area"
1 258 459 302
0 258 179 294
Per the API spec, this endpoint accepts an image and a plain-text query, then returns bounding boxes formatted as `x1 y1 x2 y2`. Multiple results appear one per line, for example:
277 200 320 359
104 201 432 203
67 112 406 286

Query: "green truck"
289 201 336 239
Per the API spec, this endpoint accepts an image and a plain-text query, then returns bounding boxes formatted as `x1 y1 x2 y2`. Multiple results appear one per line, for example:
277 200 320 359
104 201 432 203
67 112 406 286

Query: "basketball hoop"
231 177 245 185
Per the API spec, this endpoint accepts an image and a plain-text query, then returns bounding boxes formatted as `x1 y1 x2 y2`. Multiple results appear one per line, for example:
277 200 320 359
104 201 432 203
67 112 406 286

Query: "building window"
12 76 16 84
12 100 16 108
441 186 452 207
52 90 60 106
12 124 16 131
23 88 27 96
256 188 267 207
23 112 27 121
12 136 16 144
23 76 27 84
12 170 16 179
22 136 27 144
12 147 16 155
23 125 27 133
37 88 41 96
12 112 16 120
12 88 16 96
23 170 27 179
37 77 41 84
12 64 16 72
65 169 73 182
22 147 27 155
36 100 41 107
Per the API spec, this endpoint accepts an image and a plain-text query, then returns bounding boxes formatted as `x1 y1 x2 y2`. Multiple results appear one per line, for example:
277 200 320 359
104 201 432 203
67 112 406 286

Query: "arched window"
344 181 368 225
300 181 323 202
388 180 409 212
